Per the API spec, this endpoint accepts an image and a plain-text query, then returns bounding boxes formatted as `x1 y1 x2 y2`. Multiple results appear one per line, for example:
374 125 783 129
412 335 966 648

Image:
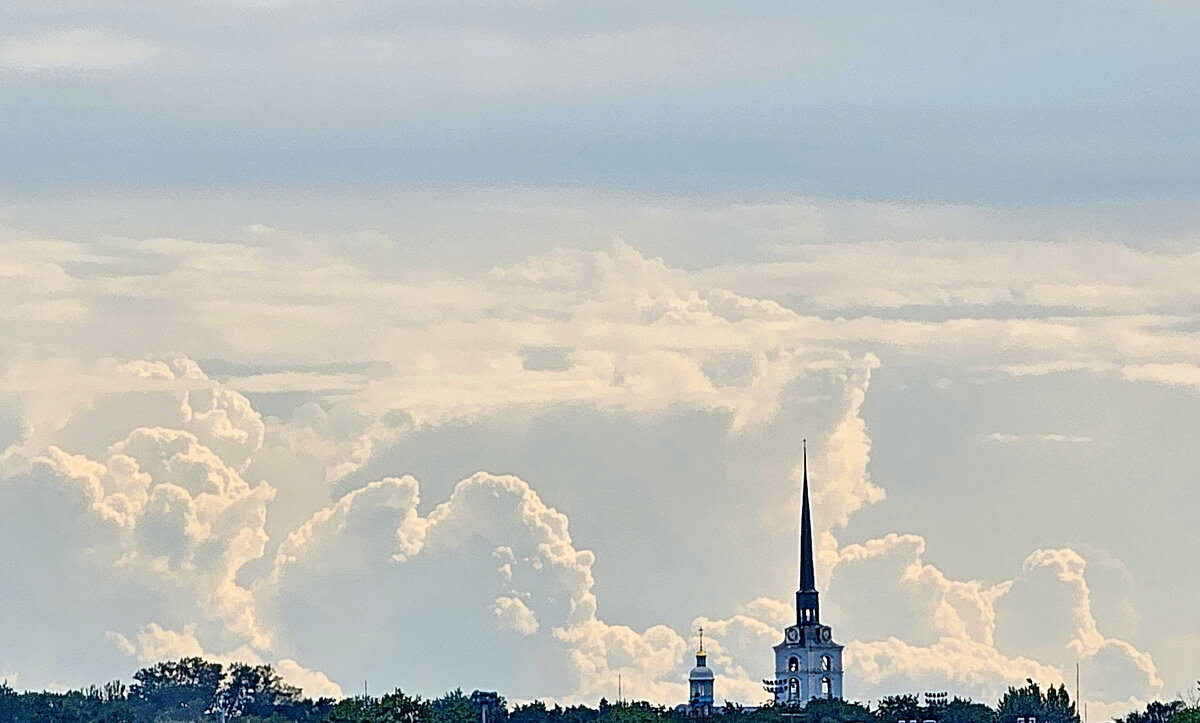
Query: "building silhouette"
687 627 715 717
681 441 846 711
765 440 844 704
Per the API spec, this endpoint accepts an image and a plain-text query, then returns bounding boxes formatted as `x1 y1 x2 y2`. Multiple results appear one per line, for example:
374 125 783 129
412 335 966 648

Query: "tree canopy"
1 659 1198 723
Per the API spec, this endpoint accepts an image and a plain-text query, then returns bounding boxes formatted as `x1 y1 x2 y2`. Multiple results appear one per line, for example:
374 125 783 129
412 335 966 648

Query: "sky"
2 1 1199 718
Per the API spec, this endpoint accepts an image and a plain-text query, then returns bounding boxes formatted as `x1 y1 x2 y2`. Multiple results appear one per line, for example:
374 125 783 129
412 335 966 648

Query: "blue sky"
2 1 1199 717
5 0 1200 200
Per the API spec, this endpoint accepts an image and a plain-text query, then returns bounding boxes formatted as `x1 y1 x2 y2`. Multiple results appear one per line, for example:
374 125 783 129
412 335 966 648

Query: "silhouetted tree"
940 698 995 723
996 682 1078 723
131 657 224 721
431 689 478 723
1114 701 1187 723
877 696 923 723
1172 707 1200 723
217 663 302 717
803 697 874 723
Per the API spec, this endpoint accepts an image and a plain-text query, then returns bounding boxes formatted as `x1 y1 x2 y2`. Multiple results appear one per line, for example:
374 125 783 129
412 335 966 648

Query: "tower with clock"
766 441 844 705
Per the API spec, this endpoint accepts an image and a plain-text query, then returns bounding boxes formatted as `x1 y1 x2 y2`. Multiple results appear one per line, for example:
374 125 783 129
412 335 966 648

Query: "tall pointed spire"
796 439 820 626
799 439 816 592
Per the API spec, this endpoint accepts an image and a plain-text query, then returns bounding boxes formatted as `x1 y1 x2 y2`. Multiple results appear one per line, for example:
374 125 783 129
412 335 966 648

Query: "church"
685 441 845 715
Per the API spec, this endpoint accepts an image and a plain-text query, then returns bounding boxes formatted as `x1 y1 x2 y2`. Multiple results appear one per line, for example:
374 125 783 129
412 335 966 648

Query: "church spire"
796 439 820 625
799 439 816 593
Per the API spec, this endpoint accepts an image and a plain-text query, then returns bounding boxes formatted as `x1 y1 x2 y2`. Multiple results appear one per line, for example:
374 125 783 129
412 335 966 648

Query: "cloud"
0 214 1195 713
0 350 1172 717
107 623 206 663
994 549 1162 702
0 29 156 72
1121 363 1200 389
983 433 1093 444
275 659 344 700
105 623 344 699
801 533 1160 711
260 471 594 697
494 597 540 636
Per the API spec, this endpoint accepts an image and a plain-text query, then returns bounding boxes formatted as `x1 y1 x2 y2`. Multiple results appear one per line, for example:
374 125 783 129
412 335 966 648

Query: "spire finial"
698 625 705 654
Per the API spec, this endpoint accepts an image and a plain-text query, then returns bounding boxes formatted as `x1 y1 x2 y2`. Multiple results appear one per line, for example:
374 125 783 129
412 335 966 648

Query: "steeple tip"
798 438 816 594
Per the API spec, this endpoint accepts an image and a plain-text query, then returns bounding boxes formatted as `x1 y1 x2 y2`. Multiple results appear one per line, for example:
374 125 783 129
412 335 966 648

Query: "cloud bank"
0 221 1193 716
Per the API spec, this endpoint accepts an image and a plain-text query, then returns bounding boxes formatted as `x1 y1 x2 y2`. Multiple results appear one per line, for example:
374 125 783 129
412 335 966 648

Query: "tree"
877 696 922 723
803 697 874 723
940 698 995 723
512 700 553 723
559 703 603 723
326 697 379 723
378 690 431 723
431 689 478 723
596 701 664 723
996 682 1078 723
217 663 302 718
0 682 29 723
1114 701 1187 723
131 658 224 721
1172 708 1200 723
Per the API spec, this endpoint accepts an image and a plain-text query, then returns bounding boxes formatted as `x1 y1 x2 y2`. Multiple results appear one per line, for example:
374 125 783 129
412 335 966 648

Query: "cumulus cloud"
0 219 1192 714
0 341 1170 717
994 549 1162 702
0 427 274 687
275 659 344 700
494 597 540 636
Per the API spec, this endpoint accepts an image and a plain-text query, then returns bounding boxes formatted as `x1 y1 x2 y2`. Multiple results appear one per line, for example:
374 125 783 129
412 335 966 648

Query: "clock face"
820 628 832 643
786 627 800 642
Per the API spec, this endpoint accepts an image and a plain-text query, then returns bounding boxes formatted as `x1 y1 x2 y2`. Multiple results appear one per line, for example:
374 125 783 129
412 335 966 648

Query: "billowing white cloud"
275 659 344 700
994 549 1162 703
0 217 1193 717
494 597 540 636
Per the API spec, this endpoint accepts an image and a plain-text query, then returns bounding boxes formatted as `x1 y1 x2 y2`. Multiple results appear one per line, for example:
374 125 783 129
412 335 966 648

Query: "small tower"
471 691 500 723
688 627 715 717
767 441 844 705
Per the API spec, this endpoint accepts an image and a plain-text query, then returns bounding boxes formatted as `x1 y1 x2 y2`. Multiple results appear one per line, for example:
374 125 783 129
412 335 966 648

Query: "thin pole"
1080 662 1089 710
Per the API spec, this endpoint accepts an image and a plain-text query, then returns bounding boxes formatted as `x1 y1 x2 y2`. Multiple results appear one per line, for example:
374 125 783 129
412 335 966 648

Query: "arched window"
788 678 800 701
821 678 832 698
821 655 831 671
788 657 799 672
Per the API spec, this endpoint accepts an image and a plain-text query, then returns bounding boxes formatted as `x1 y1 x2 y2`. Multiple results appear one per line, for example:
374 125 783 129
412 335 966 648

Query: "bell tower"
688 627 715 717
765 440 844 705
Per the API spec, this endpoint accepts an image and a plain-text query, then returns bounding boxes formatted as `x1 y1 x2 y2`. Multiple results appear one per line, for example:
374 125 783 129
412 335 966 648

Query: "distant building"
687 628 715 717
680 442 845 712
764 441 845 705
471 690 500 723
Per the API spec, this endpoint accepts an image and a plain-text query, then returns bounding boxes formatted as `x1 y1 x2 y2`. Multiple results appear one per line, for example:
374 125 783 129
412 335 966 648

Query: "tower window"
788 678 799 700
821 655 831 671
821 678 832 698
788 657 799 672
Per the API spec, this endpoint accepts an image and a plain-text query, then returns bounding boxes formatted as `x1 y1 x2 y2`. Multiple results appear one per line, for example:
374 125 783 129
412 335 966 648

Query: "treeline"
1 659 1198 723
